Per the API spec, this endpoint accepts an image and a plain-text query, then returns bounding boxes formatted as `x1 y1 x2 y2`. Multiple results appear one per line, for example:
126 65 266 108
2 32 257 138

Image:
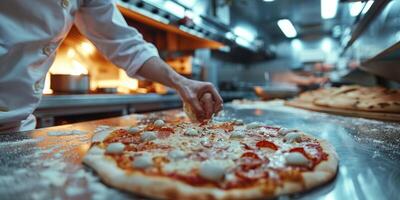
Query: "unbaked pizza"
84 119 338 200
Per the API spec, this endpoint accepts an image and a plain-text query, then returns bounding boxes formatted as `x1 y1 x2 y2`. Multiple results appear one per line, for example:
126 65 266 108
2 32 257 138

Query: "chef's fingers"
200 93 214 120
209 87 223 114
198 83 223 114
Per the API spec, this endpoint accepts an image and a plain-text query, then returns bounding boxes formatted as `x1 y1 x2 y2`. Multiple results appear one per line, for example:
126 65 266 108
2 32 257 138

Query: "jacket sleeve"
74 0 159 76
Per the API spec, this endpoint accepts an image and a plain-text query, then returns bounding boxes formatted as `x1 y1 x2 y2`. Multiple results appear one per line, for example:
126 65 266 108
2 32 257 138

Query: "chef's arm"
137 57 223 121
74 1 222 121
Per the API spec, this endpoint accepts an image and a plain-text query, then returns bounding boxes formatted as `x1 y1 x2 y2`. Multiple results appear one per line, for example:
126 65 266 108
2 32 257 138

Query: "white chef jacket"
0 0 159 132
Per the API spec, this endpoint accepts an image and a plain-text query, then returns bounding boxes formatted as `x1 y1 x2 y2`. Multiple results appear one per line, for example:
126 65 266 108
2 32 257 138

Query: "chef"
0 0 223 133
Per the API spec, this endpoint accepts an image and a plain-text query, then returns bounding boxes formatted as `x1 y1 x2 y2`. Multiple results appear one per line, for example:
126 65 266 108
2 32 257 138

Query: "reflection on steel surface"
0 101 399 199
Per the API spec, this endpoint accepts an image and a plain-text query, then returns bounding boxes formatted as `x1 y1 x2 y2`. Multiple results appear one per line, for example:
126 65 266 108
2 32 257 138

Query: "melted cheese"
105 143 125 154
246 122 263 129
132 154 153 169
141 131 157 142
185 128 199 136
164 159 201 174
101 121 323 186
198 160 233 181
230 130 245 138
168 149 186 160
284 131 302 143
127 127 141 134
154 119 165 127
284 152 310 166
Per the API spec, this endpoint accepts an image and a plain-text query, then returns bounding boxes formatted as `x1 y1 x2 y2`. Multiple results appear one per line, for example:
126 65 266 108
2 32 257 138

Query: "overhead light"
164 1 185 18
321 0 338 19
263 0 275 2
321 38 332 52
233 26 256 42
349 2 364 16
291 39 302 51
225 32 235 40
277 19 297 38
362 1 374 14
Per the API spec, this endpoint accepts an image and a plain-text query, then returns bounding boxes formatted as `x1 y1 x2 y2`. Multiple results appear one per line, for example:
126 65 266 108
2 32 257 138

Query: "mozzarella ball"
105 143 125 154
284 131 302 143
168 149 187 160
185 128 199 136
199 160 228 181
278 128 297 135
246 122 262 129
233 119 244 125
141 131 157 142
230 130 245 138
285 152 310 166
127 127 141 134
132 154 153 169
154 119 165 127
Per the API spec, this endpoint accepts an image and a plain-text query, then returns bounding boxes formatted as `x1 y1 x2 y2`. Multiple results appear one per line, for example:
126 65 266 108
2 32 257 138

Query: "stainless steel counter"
1 101 399 200
37 92 252 109
34 92 253 127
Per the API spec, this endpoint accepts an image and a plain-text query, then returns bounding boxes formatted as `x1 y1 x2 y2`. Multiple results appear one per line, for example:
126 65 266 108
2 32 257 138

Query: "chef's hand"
176 78 223 121
136 57 223 121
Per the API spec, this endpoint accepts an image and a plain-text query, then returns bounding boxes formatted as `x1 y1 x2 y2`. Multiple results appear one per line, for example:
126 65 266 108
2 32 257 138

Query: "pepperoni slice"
241 152 260 159
256 140 278 150
158 127 174 138
239 152 264 171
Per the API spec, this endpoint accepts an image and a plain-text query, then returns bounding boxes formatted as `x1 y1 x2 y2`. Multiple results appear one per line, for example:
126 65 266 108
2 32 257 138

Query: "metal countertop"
38 92 252 109
1 101 399 200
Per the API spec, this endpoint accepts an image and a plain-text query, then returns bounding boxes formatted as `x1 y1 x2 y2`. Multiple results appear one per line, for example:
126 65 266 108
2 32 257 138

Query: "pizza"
84 118 338 200
297 85 400 113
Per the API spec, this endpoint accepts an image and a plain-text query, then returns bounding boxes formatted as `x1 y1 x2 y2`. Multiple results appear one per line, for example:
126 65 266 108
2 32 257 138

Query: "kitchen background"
35 0 400 128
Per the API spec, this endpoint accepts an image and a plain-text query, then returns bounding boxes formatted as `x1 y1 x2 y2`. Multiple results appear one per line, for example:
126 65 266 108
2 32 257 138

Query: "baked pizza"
297 85 400 113
84 119 338 200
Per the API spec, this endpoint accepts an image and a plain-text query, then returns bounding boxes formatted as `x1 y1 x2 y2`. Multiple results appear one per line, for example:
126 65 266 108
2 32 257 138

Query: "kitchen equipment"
253 84 300 100
50 74 90 94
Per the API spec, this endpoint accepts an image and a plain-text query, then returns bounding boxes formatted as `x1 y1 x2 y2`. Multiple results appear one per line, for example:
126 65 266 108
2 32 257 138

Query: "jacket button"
33 80 44 94
42 46 53 56
61 0 69 8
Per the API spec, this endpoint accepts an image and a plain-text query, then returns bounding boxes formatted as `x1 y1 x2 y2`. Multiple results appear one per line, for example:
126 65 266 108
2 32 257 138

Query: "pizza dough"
84 119 338 200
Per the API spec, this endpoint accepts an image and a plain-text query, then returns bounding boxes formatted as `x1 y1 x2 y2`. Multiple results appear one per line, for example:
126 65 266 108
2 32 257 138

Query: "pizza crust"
84 129 339 200
296 86 400 114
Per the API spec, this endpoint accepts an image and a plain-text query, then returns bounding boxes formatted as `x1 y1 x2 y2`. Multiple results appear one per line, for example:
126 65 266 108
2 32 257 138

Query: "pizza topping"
132 154 153 169
214 139 230 149
230 130 245 138
235 167 268 180
233 119 244 125
246 122 263 129
256 140 279 150
141 131 157 142
199 160 231 182
127 127 141 134
284 152 310 167
105 143 125 154
278 128 297 136
185 128 199 136
154 119 165 127
168 149 187 160
284 132 302 143
90 119 335 191
238 152 264 171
